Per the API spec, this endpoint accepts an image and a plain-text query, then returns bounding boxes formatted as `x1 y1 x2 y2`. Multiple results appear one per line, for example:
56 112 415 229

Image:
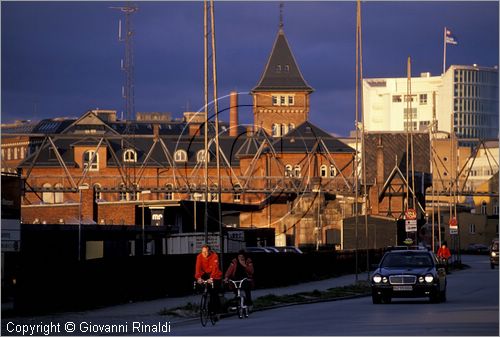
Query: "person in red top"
224 250 254 306
194 244 222 315
437 242 452 272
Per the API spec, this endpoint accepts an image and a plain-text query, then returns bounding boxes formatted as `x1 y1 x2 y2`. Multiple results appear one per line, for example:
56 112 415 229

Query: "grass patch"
159 283 371 316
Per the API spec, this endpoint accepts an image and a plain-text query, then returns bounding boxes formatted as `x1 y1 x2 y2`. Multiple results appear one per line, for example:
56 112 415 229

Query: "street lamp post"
78 184 89 261
141 190 151 255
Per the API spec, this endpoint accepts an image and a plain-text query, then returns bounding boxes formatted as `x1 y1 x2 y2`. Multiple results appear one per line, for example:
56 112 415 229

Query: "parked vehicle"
490 239 499 269
273 246 304 254
371 249 447 304
466 243 490 254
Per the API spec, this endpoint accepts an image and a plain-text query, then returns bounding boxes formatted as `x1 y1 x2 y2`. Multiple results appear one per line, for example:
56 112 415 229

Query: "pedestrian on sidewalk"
194 244 223 318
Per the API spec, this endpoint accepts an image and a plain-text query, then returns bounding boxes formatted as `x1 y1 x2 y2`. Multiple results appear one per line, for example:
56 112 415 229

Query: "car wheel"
372 295 382 304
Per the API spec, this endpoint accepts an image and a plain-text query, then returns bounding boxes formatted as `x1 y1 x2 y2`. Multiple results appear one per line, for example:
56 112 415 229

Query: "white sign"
405 219 417 232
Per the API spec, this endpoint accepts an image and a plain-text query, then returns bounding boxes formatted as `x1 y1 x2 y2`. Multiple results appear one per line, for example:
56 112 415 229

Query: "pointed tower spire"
279 2 284 30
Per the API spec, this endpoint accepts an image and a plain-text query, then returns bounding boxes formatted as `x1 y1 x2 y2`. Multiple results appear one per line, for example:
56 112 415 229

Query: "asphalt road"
169 255 499 336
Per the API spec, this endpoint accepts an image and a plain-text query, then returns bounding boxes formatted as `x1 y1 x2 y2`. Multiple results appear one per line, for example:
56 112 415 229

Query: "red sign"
405 208 417 220
449 217 458 228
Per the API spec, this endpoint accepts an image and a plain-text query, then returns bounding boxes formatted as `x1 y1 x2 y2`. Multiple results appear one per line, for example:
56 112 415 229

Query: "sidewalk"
3 272 366 324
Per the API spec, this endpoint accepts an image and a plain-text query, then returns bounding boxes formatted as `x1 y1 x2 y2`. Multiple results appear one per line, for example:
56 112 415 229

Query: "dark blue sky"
2 1 498 136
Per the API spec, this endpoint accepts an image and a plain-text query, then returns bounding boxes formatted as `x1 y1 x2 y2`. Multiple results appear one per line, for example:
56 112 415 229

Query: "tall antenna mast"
111 2 138 122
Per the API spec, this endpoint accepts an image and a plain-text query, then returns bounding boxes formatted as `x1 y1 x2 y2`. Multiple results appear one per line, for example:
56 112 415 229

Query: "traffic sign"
405 208 417 220
405 219 417 232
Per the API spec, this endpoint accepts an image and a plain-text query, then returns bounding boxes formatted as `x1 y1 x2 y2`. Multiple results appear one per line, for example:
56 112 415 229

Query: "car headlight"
418 276 424 283
492 252 497 257
424 274 434 283
373 274 382 283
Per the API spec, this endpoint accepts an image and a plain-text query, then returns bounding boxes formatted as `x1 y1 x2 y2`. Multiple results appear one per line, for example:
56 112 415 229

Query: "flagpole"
443 26 447 74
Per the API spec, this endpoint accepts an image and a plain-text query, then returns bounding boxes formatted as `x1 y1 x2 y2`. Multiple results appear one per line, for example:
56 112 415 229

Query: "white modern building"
363 64 498 146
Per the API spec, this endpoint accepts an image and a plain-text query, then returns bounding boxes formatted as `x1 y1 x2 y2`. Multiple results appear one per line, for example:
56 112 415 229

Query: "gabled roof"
252 28 313 93
273 121 355 153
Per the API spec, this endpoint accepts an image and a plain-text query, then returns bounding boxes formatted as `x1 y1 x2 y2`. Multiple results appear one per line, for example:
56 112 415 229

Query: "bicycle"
227 278 250 319
194 279 217 326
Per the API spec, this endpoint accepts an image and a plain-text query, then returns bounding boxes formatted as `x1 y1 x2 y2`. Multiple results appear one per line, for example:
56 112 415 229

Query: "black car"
371 249 447 304
490 239 499 269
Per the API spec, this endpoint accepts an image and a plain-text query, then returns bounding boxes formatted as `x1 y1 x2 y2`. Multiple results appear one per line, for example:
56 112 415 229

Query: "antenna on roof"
279 2 284 30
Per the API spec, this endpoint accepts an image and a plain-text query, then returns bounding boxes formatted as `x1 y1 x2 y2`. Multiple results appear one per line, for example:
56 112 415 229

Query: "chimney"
153 124 160 141
376 135 384 185
229 91 238 137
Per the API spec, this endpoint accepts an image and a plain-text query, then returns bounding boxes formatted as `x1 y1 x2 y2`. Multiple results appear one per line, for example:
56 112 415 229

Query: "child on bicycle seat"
224 249 254 305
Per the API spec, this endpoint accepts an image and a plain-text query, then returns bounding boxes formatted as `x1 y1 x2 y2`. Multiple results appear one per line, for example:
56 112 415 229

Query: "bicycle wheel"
200 293 209 327
237 296 244 319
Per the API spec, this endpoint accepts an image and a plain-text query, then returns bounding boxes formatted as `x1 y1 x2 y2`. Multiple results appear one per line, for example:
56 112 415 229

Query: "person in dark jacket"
224 249 254 305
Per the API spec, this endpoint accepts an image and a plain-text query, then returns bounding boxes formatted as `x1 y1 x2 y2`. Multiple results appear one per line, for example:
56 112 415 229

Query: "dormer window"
197 150 209 163
83 150 99 171
123 149 137 162
174 149 187 162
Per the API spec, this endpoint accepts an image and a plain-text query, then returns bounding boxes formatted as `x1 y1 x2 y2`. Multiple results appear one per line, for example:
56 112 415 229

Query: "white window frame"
123 149 137 162
83 150 99 171
174 150 187 162
197 150 209 163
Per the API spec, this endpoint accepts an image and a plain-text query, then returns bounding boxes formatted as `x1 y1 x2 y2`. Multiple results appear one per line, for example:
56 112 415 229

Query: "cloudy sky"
2 1 498 136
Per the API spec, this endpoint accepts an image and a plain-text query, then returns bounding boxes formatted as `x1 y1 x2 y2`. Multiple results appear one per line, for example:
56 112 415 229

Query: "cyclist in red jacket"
194 244 222 316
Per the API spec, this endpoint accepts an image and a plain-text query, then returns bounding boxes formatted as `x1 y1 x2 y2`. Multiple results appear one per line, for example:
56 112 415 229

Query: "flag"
445 29 458 45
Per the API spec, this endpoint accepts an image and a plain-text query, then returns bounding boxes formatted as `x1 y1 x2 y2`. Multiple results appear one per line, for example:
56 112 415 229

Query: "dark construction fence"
14 250 383 315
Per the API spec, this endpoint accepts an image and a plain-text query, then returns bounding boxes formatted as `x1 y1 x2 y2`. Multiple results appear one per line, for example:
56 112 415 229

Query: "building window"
320 165 328 178
481 201 487 215
119 184 127 201
285 165 292 177
273 123 281 137
392 95 402 103
197 150 209 163
123 149 137 162
54 183 64 203
83 150 99 171
469 223 476 234
165 183 174 201
419 94 428 105
94 183 102 201
42 183 54 204
174 150 187 162
288 96 294 105
233 184 241 203
294 165 301 178
330 165 337 177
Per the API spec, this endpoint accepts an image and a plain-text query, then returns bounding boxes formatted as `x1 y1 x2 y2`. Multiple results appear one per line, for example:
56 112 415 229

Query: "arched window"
83 150 99 171
123 149 137 162
165 183 174 201
294 165 301 178
330 165 337 177
272 124 281 137
481 201 487 215
42 183 54 204
54 183 64 203
197 150 209 163
119 183 127 201
94 183 102 201
233 184 242 203
174 149 187 162
284 165 293 177
320 165 328 178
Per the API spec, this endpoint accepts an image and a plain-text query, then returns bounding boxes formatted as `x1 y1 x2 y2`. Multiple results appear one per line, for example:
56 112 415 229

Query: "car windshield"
381 253 433 268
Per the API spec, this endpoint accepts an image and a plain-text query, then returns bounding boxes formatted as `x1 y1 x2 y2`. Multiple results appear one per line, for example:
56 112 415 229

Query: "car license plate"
393 285 412 291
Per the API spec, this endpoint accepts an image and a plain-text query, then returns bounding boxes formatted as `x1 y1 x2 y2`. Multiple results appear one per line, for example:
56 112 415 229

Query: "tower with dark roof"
251 22 313 138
